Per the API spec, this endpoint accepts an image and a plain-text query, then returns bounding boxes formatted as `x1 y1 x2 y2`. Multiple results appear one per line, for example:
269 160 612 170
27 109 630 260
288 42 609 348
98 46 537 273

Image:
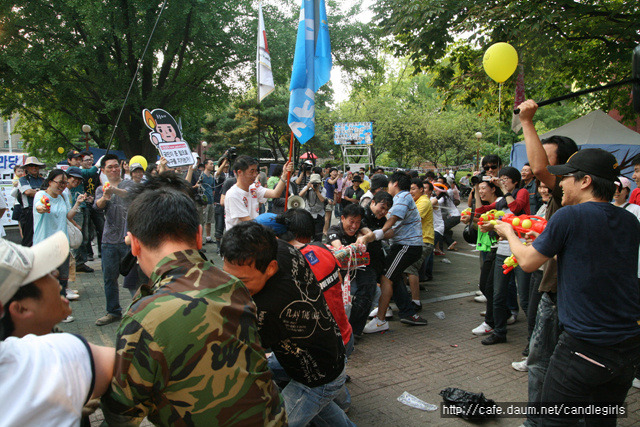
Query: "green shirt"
101 250 286 426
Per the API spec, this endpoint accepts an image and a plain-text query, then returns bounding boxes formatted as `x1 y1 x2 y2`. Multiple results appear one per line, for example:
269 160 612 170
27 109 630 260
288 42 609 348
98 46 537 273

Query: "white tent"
510 110 640 176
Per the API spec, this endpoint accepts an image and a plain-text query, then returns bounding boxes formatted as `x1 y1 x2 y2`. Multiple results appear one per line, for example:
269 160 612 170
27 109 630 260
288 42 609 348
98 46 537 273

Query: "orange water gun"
40 195 51 213
501 214 547 240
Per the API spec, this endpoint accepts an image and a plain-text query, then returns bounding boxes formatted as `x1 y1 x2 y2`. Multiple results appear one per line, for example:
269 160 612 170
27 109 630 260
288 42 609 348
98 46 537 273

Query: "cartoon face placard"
142 108 194 168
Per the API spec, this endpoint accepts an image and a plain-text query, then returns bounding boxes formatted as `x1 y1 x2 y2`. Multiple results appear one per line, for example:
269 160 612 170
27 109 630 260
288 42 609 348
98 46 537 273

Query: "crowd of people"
1 98 640 425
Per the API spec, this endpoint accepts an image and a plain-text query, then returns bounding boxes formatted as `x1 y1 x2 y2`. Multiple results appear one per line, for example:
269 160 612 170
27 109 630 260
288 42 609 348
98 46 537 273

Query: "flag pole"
284 131 294 211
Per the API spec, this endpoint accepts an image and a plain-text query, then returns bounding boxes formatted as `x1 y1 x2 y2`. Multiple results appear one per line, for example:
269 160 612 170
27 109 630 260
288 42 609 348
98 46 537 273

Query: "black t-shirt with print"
252 240 345 387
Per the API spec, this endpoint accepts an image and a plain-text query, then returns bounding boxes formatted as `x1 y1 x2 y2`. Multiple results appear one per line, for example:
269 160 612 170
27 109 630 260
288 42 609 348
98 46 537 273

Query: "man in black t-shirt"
222 222 353 427
341 175 364 208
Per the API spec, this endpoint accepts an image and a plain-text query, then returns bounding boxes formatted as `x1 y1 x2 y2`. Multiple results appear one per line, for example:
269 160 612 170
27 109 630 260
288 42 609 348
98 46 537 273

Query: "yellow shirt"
359 180 370 193
415 195 434 245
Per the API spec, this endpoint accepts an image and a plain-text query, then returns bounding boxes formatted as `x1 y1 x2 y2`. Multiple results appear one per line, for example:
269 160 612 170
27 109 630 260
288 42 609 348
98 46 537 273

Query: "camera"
470 172 492 186
221 147 237 163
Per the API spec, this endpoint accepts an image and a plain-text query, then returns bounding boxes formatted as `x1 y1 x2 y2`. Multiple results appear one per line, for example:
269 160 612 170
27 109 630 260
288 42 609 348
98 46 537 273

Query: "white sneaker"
512 358 528 372
480 311 486 316
65 290 80 301
369 307 393 318
633 378 640 389
363 318 389 333
61 315 75 323
472 322 493 335
475 290 483 296
474 295 487 303
507 314 517 325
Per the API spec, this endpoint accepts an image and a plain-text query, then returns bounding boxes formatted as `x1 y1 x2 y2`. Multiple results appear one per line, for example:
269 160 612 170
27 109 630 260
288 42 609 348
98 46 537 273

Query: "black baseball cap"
370 173 388 191
547 148 620 182
67 150 82 160
352 175 363 183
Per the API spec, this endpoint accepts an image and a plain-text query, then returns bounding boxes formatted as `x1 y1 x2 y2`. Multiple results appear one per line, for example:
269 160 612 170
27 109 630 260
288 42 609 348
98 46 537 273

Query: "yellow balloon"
483 42 518 83
129 155 148 171
57 147 64 154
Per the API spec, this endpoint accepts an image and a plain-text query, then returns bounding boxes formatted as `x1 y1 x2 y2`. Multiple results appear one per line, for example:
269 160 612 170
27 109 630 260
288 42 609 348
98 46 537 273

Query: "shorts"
325 200 334 212
202 203 215 224
404 243 434 276
383 244 422 283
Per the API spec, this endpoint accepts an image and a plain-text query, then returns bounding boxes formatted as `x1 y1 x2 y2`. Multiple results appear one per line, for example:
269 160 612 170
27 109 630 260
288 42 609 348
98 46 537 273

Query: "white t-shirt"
430 196 445 235
225 183 268 230
0 333 93 426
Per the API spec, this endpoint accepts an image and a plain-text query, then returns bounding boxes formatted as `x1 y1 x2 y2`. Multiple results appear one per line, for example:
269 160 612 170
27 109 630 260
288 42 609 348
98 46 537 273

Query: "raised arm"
518 100 557 190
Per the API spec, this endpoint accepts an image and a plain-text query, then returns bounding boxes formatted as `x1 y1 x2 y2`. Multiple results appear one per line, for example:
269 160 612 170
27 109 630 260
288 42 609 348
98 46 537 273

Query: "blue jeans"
268 356 354 427
525 292 560 427
348 265 378 336
492 254 531 337
72 207 90 265
101 242 128 316
539 332 640 426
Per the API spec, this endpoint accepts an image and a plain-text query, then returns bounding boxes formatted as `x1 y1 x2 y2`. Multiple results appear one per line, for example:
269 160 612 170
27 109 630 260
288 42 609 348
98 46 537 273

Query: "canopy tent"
510 110 640 178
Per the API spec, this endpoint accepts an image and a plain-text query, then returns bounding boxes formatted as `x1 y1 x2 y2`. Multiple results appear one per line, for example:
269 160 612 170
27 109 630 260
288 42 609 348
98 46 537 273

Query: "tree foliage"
374 0 640 121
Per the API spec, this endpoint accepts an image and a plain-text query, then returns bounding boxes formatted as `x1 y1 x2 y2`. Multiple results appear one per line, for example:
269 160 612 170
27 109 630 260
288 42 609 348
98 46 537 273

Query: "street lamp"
201 141 207 162
82 124 91 150
475 132 482 172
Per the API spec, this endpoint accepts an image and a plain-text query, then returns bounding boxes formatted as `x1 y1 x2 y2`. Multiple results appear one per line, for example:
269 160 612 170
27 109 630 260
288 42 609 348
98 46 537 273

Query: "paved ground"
51 223 640 426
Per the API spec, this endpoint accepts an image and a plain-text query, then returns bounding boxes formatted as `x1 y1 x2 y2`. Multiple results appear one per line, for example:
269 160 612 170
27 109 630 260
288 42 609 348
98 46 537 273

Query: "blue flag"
287 0 332 144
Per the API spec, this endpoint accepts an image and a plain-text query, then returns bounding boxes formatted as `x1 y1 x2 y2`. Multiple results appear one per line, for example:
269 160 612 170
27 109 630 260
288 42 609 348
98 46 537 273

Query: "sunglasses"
483 165 498 171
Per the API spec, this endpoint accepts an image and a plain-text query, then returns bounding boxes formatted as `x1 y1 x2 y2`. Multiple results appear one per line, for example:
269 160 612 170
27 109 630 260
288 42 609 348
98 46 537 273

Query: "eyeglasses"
483 165 498 171
52 179 68 186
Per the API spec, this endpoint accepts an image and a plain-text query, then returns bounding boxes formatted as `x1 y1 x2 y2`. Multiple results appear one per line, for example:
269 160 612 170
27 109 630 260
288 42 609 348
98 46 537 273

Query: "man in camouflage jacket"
100 182 285 426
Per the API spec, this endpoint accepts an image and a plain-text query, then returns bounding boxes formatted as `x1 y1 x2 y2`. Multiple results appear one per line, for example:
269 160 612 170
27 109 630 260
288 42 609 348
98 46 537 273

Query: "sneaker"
400 314 428 326
474 295 487 303
481 334 507 345
206 237 214 243
475 290 483 296
363 317 389 333
369 307 393 318
76 263 94 273
61 315 75 323
633 378 640 389
410 302 423 313
507 314 517 325
472 322 493 335
522 344 530 357
65 290 80 301
512 358 528 372
87 255 95 262
95 313 122 326
480 311 486 316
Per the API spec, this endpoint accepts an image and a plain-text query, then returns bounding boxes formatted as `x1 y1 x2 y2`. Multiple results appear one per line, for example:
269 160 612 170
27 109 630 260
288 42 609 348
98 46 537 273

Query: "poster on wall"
0 153 25 228
142 108 195 168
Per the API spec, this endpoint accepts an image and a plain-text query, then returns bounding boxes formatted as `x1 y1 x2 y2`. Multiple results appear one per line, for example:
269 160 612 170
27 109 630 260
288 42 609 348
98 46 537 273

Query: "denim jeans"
492 254 531 337
72 207 90 265
525 292 560 427
539 332 640 426
348 265 378 336
101 242 128 316
268 356 354 427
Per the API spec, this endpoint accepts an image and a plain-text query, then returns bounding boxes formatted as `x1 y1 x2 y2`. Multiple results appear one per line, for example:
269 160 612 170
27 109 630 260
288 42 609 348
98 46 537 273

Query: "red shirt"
298 243 352 345
476 188 530 215
630 188 640 205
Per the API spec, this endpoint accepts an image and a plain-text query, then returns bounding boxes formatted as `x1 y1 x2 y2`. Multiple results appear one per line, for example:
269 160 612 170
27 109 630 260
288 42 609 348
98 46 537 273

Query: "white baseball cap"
0 232 69 307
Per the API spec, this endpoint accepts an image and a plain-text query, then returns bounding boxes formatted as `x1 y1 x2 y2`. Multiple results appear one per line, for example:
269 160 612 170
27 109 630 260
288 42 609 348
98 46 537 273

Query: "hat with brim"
370 174 389 191
67 150 82 160
254 213 288 236
352 176 363 183
24 156 45 167
547 148 619 182
309 174 322 184
0 231 69 306
130 162 144 172
615 176 632 189
66 167 83 179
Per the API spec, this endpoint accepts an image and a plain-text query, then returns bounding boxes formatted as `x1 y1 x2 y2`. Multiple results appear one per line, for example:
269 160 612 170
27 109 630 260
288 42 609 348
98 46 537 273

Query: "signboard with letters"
142 108 194 168
157 142 194 168
334 122 373 145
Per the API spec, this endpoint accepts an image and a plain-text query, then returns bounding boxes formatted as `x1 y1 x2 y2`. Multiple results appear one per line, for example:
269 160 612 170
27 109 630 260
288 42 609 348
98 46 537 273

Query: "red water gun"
501 214 547 240
103 182 111 192
502 254 518 274
477 209 506 226
40 195 51 213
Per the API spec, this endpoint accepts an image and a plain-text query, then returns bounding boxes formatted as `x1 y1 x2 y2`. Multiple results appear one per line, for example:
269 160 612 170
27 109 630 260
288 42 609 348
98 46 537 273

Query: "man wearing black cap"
67 150 83 167
342 175 364 208
360 173 389 209
493 148 640 425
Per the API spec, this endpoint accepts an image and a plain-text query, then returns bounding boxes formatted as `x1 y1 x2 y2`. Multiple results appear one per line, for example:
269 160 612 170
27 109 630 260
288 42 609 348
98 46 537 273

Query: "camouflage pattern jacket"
101 249 286 426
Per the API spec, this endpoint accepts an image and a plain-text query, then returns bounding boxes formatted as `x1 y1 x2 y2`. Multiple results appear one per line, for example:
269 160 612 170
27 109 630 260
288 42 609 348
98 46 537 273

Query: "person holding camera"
294 160 314 191
300 173 327 242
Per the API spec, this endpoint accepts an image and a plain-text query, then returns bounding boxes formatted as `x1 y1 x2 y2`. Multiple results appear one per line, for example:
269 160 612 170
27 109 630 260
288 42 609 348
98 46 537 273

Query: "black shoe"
522 344 530 357
87 255 94 261
400 314 428 326
76 264 94 273
481 334 507 345
410 301 423 313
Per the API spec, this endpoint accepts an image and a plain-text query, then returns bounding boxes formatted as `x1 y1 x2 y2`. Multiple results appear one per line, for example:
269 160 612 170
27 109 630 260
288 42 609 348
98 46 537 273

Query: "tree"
0 0 258 161
374 0 640 121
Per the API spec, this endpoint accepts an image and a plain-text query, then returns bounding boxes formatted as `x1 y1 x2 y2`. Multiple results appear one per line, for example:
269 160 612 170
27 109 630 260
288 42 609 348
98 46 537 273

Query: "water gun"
501 214 547 240
477 209 506 226
502 254 518 274
103 182 111 192
461 207 471 216
40 195 51 213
